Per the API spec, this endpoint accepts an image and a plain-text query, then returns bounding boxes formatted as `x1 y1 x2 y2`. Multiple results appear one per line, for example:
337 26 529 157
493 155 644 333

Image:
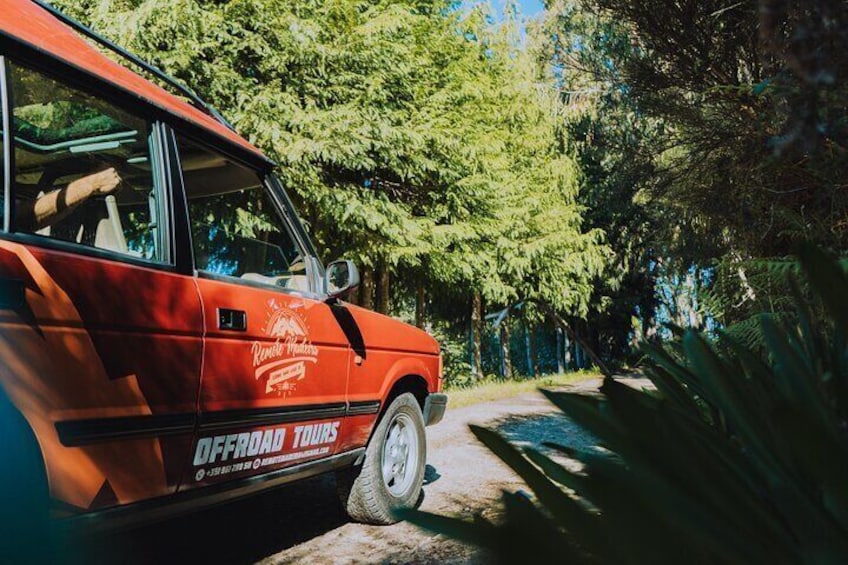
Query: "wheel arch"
375 356 437 407
384 374 429 412
357 354 438 446
367 373 429 444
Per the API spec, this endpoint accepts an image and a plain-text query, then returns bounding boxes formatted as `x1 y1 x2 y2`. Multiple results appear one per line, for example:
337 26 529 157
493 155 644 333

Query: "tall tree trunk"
589 325 601 362
556 327 564 375
376 265 390 315
524 321 533 377
471 292 483 380
574 325 584 369
359 267 374 310
529 323 538 377
501 320 512 379
415 285 426 329
346 285 359 306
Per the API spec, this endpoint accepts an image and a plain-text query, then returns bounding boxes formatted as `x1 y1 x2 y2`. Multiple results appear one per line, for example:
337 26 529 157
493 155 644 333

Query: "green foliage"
406 244 848 563
593 0 848 257
531 0 848 358
532 1 665 360
428 318 474 386
55 0 608 321
581 0 848 259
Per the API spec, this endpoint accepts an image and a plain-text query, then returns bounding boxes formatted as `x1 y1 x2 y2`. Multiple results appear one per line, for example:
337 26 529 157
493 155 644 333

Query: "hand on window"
18 167 124 231
71 167 122 197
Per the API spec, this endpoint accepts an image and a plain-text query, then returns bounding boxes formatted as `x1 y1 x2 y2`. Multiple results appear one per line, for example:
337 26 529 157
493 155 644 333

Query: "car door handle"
217 308 247 331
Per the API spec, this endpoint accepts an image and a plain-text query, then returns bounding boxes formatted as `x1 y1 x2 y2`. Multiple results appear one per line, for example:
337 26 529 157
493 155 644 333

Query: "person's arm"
16 168 122 231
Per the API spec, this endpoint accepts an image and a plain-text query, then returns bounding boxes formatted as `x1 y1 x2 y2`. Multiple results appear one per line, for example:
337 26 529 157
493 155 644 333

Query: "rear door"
0 59 202 512
171 135 351 489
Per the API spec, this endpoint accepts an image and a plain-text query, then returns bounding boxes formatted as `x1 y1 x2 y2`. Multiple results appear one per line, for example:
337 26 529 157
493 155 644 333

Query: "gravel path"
71 378 612 564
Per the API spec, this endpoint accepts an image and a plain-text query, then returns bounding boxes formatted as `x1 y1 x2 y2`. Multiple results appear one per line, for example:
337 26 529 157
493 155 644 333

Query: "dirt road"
71 379 604 564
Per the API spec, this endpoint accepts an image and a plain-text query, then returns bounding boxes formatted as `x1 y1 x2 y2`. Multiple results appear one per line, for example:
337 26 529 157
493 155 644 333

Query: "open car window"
177 136 310 293
9 62 166 263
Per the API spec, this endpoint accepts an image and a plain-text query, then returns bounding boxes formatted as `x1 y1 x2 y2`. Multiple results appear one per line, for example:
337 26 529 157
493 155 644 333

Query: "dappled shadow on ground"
495 412 598 454
64 474 348 565
423 464 441 485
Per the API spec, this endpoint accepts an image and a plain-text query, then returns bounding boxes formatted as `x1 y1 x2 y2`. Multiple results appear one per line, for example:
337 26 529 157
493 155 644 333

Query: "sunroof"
14 106 131 151
10 61 147 155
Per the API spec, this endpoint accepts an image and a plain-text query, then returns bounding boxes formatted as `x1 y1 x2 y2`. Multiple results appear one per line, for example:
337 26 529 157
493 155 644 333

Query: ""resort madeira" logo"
251 299 319 396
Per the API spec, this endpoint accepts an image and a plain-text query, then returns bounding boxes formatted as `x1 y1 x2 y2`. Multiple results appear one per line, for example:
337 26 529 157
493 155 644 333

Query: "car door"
0 59 203 512
171 134 352 489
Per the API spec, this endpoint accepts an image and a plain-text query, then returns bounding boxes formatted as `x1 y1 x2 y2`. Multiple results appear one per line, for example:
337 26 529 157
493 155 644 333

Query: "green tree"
537 0 848 352
532 1 665 361
55 0 608 378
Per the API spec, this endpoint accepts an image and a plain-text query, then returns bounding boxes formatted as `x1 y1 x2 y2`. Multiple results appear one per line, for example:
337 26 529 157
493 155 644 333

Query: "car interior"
177 138 310 291
11 63 161 261
9 63 310 292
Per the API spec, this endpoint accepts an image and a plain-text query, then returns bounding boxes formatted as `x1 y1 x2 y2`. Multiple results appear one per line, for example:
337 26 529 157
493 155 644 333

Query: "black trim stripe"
347 400 381 417
55 413 195 447
55 401 381 446
198 403 347 432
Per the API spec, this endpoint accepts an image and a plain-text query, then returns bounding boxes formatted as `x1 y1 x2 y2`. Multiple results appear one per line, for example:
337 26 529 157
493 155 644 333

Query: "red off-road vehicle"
0 0 446 556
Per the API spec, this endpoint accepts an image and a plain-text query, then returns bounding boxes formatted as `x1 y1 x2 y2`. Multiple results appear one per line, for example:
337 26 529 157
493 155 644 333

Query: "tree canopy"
51 0 847 376
53 0 612 377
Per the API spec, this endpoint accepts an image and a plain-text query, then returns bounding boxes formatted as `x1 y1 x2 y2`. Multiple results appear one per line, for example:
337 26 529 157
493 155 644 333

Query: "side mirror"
325 259 360 299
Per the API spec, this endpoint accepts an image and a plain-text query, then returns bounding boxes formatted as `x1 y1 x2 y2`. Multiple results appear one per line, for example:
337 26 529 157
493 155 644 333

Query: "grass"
444 370 601 409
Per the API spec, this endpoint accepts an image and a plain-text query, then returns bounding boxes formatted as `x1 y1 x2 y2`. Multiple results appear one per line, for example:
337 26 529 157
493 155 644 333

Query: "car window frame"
0 55 176 271
0 55 11 233
266 173 327 294
168 129 323 299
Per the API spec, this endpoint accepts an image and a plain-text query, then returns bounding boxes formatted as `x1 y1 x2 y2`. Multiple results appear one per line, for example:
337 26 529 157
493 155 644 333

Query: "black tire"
0 394 52 564
337 392 426 525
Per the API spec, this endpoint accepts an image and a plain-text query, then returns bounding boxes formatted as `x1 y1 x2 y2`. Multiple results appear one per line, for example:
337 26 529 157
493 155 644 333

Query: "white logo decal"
192 421 342 481
251 300 318 396
193 428 286 466
269 314 307 339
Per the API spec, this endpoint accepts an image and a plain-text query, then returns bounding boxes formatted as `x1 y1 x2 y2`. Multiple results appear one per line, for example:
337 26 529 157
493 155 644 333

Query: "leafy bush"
406 243 848 564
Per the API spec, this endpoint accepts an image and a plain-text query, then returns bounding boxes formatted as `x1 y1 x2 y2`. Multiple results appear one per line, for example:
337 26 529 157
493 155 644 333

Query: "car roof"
0 0 271 167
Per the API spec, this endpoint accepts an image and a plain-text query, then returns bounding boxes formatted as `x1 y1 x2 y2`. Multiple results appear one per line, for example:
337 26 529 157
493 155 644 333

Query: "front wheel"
337 392 426 524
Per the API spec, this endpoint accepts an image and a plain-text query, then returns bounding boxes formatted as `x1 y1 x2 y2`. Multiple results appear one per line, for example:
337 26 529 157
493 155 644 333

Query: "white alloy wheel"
337 392 427 524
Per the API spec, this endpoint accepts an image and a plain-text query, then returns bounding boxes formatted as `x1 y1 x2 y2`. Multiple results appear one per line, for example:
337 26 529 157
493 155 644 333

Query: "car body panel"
187 418 346 488
344 303 441 405
341 304 441 447
0 239 202 512
194 278 351 411
183 277 352 489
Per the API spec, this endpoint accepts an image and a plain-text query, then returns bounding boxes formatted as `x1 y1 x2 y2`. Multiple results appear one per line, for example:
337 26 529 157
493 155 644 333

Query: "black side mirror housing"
325 259 360 299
